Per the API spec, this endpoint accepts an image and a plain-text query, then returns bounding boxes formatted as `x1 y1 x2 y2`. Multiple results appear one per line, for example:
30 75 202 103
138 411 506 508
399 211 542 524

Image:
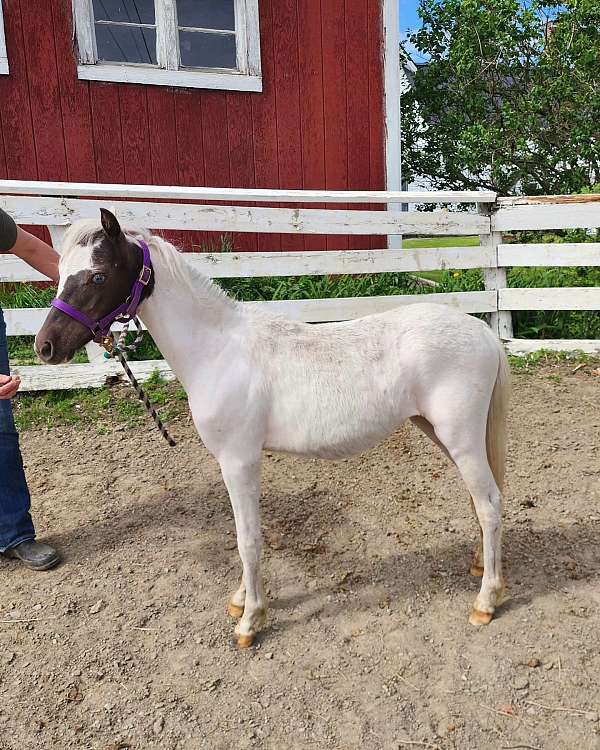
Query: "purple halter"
51 240 153 344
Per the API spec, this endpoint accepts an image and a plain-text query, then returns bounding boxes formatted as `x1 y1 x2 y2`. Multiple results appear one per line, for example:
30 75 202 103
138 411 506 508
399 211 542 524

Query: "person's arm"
0 208 60 283
0 209 57 399
11 227 60 283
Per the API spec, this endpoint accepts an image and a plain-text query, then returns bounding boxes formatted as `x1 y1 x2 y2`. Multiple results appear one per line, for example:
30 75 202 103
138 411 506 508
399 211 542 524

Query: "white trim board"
383 0 402 249
77 64 263 92
74 0 262 92
0 0 9 75
0 195 491 235
0 246 496 283
0 179 497 204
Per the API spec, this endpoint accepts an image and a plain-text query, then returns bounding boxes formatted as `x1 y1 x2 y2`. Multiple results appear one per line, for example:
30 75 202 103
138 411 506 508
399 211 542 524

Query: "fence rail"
0 180 598 391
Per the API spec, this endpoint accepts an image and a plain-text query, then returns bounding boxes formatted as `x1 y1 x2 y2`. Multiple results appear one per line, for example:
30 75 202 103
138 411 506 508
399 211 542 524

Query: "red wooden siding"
0 0 386 253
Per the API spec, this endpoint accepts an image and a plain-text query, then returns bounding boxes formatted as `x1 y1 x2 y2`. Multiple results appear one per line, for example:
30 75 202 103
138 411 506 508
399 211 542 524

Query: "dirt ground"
1 362 600 750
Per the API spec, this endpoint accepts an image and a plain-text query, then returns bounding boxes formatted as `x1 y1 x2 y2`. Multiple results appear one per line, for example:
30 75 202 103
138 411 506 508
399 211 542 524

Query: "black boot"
3 540 60 571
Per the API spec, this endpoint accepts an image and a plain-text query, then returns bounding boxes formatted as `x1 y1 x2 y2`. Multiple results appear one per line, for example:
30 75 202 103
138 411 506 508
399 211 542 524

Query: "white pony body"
51 222 511 647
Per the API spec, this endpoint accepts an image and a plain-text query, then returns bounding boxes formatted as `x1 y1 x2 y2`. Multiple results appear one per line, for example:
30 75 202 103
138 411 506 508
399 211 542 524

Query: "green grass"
508 349 599 371
13 372 188 432
403 235 480 248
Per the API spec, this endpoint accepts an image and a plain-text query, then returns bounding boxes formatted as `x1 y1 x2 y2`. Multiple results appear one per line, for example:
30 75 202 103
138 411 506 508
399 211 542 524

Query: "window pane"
176 0 235 31
96 24 157 64
179 31 237 69
92 0 155 25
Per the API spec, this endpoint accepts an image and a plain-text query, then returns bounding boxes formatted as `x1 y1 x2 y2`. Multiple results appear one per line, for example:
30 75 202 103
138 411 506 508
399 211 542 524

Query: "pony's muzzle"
36 339 54 363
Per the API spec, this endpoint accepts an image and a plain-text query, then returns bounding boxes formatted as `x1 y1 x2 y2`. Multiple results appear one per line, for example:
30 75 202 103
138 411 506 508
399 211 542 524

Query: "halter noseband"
51 240 153 344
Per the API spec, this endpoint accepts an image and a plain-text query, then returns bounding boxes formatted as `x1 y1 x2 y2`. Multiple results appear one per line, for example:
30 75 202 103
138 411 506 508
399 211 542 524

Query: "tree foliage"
402 0 600 194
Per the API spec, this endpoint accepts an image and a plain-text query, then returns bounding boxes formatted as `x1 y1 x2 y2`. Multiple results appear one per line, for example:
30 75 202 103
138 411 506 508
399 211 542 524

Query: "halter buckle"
139 266 152 286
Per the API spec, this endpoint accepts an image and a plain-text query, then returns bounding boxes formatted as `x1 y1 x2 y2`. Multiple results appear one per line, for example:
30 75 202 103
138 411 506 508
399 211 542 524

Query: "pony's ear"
100 208 122 240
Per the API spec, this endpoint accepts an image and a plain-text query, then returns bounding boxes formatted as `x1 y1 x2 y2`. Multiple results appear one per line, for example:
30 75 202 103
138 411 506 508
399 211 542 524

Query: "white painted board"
0 179 497 204
0 196 490 236
0 245 495 283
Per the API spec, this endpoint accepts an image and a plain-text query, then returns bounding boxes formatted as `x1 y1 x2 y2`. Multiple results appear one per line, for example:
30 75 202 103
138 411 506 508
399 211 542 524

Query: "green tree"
402 0 600 195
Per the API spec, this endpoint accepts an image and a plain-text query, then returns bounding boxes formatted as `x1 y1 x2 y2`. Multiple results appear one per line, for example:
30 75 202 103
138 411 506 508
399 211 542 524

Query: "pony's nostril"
40 341 54 361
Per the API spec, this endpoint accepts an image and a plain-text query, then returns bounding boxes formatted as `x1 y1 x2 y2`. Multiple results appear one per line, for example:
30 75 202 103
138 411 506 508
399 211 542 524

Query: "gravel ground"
1 361 600 750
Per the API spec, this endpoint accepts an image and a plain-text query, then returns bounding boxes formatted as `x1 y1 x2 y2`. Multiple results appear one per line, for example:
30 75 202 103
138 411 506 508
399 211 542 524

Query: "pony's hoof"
469 565 484 578
228 602 244 619
235 632 256 649
469 609 493 626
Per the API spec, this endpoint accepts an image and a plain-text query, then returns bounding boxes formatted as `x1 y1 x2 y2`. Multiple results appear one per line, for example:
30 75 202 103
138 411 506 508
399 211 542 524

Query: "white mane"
142 231 236 309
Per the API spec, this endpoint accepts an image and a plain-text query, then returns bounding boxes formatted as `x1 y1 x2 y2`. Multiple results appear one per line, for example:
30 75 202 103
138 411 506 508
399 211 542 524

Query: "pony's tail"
486 339 511 491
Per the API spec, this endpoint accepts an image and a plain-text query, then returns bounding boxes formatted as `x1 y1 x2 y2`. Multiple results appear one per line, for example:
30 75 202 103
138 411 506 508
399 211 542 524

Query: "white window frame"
0 1 9 75
73 0 261 92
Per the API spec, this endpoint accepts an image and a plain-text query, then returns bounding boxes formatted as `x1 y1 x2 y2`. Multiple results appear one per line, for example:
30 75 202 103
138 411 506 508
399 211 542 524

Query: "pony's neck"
137 237 240 389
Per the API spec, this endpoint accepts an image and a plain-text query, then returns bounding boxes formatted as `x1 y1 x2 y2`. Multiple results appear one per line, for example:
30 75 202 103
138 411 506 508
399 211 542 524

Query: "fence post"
479 204 513 340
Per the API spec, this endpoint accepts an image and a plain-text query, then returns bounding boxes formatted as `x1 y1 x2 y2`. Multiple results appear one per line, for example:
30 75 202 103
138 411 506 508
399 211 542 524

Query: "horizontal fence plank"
498 194 600 207
0 196 490 236
0 255 51 282
506 338 600 355
187 246 493 276
4 308 51 335
13 360 175 392
493 202 600 232
243 291 496 320
499 286 600 311
15 338 600 391
498 243 600 267
5 291 496 336
0 245 494 283
0 179 497 204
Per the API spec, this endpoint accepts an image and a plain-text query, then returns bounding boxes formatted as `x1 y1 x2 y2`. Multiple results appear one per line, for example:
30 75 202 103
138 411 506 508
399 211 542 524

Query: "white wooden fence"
0 181 598 391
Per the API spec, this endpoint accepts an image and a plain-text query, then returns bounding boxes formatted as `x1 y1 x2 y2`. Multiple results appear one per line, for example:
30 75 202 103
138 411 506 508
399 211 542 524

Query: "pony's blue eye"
92 273 106 285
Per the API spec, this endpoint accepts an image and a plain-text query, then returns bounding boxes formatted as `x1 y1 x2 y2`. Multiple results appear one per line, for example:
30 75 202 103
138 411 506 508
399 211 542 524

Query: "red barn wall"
0 0 386 252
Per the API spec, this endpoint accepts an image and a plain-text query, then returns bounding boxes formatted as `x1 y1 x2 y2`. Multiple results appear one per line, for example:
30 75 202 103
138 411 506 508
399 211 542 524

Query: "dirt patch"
1 363 600 750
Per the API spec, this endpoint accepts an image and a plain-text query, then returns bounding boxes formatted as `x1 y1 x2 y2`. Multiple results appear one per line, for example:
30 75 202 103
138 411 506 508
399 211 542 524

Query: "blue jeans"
0 308 35 551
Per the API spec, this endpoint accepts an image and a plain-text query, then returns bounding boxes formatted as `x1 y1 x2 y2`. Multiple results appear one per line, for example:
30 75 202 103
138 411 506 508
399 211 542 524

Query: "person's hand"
0 374 21 400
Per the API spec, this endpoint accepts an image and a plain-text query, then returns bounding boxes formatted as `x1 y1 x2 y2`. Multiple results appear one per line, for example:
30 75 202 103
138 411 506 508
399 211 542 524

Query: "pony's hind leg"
432 419 505 625
455 452 505 624
469 504 484 578
411 416 484 579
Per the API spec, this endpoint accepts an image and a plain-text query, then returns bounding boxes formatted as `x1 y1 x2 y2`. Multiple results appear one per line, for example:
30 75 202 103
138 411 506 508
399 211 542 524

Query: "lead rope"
102 319 177 447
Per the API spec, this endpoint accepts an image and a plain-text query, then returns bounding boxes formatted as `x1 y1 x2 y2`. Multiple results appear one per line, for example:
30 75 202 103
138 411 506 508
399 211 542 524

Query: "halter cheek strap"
51 240 153 343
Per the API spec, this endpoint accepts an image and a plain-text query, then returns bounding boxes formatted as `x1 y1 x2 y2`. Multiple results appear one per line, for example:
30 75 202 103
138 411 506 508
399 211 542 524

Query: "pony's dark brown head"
35 209 154 364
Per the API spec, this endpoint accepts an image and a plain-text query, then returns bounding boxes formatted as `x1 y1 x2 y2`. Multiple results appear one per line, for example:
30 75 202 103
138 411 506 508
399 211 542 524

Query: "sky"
400 0 425 62
400 0 422 36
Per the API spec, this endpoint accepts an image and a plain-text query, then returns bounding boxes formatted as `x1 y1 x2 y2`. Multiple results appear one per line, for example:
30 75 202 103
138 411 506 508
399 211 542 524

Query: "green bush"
434 262 600 340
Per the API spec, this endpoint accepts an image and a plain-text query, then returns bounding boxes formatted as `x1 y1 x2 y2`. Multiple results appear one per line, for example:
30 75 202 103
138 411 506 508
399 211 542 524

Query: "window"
0 2 8 75
74 0 261 91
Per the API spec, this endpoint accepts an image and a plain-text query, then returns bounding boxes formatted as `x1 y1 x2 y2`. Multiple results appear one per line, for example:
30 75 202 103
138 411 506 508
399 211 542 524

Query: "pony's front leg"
219 458 266 648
